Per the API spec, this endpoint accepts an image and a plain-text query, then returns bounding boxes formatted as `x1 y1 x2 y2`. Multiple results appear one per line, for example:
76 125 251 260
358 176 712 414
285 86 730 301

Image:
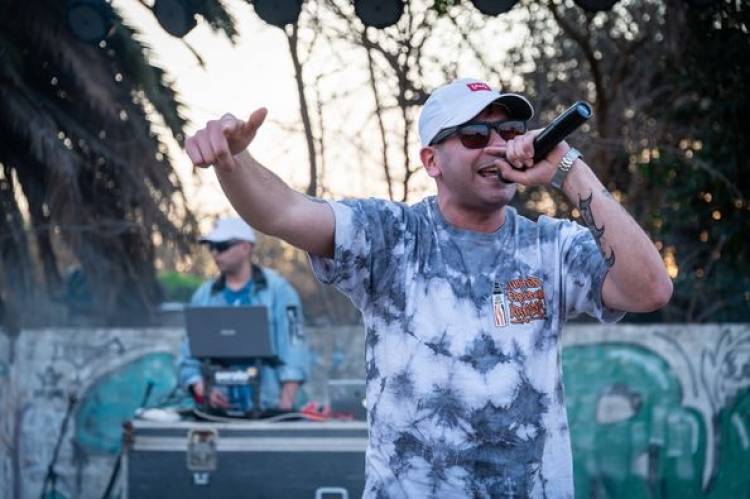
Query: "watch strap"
550 147 582 190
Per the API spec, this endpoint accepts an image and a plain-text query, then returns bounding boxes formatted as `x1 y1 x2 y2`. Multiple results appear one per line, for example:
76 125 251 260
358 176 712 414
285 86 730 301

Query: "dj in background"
177 217 310 413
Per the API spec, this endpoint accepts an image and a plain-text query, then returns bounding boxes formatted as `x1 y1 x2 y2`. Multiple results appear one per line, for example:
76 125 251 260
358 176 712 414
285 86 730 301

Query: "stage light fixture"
353 0 404 29
469 0 519 16
66 0 112 43
153 0 198 38
573 0 620 12
682 0 714 7
253 0 303 27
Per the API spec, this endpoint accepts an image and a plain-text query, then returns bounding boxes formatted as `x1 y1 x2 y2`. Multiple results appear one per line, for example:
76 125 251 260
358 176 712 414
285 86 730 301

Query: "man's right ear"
420 146 441 179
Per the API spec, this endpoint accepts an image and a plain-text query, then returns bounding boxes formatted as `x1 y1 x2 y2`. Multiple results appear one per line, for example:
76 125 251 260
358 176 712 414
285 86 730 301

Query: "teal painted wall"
74 352 177 455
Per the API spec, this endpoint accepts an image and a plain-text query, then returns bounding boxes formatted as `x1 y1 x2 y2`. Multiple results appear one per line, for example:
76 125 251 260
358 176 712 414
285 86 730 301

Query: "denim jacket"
177 265 310 410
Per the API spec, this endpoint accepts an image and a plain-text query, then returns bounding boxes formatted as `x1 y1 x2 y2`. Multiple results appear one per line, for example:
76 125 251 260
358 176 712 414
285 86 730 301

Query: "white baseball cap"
418 78 534 146
200 217 256 243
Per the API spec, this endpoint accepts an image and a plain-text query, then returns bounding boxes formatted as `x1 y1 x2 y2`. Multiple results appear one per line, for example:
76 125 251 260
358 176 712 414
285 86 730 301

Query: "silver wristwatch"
550 147 582 190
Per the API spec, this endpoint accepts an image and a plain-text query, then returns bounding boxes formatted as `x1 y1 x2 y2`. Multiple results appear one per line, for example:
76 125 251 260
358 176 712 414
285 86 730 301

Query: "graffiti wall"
563 324 750 498
0 328 185 499
0 324 747 498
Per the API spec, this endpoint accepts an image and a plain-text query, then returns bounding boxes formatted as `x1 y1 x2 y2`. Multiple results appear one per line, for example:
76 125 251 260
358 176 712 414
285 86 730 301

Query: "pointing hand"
185 108 268 171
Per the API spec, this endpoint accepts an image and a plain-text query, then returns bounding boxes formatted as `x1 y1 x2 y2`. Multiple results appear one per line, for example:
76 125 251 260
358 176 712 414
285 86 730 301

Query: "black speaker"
153 0 198 38
354 0 404 28
574 0 620 12
470 0 520 16
66 0 112 43
254 0 303 27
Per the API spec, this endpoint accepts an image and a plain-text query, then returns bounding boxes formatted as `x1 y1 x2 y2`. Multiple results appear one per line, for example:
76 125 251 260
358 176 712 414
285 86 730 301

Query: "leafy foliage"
158 271 203 303
510 0 749 321
659 0 750 321
0 0 237 327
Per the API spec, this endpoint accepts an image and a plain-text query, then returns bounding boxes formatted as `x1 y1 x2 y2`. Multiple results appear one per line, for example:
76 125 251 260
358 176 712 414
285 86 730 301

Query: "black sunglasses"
204 240 243 253
430 119 527 149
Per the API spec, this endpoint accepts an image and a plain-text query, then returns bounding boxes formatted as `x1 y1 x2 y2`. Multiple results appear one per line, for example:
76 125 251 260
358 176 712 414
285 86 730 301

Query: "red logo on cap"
467 82 491 92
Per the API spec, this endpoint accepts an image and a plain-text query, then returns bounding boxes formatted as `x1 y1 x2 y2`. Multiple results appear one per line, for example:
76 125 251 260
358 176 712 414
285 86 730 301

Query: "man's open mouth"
477 164 500 178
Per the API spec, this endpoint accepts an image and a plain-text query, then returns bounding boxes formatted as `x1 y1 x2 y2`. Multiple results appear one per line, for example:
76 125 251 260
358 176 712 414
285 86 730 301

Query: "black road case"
123 420 368 499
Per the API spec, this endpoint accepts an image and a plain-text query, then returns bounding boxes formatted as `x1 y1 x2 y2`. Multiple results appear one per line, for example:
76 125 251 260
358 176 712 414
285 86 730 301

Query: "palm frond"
107 14 188 141
196 0 239 41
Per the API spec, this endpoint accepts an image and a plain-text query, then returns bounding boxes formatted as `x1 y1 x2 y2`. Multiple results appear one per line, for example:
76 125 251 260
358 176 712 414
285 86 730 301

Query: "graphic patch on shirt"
506 276 546 324
491 282 510 327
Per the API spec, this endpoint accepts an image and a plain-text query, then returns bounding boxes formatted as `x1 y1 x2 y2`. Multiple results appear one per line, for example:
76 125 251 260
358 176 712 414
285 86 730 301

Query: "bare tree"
315 0 513 202
285 20 322 196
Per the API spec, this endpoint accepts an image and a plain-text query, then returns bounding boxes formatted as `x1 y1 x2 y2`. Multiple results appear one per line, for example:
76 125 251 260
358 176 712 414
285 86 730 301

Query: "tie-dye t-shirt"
310 196 623 499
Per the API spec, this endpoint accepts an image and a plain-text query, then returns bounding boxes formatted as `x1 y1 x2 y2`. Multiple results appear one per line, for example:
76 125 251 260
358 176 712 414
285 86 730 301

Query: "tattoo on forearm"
579 192 616 267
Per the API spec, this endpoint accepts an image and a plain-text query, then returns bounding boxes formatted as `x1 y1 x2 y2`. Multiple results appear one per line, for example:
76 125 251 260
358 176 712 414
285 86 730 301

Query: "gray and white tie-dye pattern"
310 196 623 499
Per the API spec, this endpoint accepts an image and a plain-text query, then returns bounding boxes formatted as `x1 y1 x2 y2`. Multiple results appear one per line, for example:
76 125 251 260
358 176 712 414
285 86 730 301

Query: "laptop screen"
184 306 276 361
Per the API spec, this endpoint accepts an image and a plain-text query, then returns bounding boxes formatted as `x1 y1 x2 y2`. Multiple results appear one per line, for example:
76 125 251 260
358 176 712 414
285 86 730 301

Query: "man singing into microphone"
185 78 672 498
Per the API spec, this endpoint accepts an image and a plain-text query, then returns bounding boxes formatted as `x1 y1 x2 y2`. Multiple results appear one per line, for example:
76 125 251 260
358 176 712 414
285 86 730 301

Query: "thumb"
497 160 528 185
243 107 268 135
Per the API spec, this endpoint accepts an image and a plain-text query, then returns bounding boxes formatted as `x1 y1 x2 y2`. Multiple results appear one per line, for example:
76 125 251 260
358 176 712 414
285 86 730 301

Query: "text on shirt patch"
506 276 546 324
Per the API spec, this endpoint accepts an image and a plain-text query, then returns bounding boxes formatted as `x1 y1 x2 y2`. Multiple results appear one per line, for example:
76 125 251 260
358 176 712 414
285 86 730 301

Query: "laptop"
328 379 367 421
184 306 276 362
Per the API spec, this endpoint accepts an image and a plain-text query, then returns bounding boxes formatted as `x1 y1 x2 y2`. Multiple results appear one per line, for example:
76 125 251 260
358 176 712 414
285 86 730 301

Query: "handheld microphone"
532 101 592 162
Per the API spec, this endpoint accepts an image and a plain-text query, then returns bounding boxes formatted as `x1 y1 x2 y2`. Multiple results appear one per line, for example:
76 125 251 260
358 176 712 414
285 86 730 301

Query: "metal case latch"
187 428 218 472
